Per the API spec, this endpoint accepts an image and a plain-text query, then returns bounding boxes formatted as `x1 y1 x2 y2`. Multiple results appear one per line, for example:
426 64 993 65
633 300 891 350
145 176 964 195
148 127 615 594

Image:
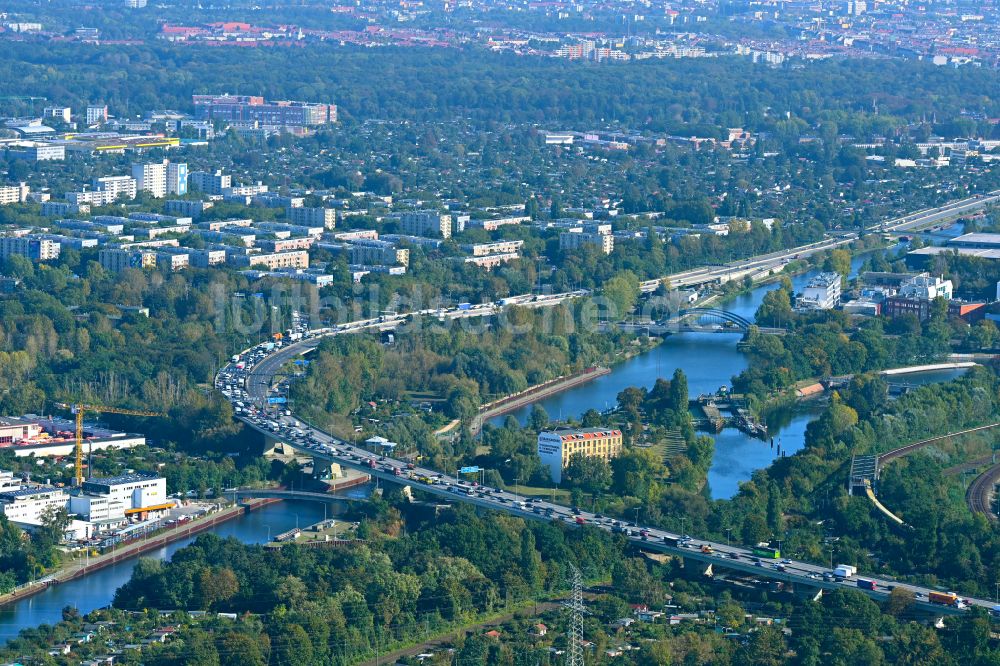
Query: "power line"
565 565 584 666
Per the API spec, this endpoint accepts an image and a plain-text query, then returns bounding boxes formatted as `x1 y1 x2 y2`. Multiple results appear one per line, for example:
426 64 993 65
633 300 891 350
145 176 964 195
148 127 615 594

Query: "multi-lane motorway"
219 320 997 619
217 192 1000 617
640 189 1000 293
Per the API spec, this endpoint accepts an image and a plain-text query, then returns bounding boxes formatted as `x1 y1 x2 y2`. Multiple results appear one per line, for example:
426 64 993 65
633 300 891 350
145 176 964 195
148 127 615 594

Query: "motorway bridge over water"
218 306 1000 617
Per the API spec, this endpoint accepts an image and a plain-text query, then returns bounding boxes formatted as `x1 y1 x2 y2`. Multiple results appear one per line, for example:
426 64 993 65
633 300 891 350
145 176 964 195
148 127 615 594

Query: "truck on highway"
834 565 857 579
575 516 586 525
700 544 713 554
457 303 472 311
928 591 966 608
856 578 877 591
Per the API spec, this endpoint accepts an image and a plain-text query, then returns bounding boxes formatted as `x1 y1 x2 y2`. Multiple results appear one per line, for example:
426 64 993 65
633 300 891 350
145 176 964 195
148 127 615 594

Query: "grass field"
510 484 573 503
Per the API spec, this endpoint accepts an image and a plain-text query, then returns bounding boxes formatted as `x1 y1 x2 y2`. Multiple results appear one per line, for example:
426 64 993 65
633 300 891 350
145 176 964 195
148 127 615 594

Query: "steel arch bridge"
677 308 755 330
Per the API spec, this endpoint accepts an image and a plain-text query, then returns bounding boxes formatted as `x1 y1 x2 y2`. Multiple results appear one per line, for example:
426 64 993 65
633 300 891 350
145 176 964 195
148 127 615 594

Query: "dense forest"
2 44 999 135
0 252 264 456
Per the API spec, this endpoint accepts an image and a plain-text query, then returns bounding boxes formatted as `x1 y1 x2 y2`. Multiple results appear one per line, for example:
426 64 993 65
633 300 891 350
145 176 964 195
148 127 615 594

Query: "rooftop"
947 232 1000 247
545 427 622 440
0 486 65 500
908 246 1000 260
84 472 161 486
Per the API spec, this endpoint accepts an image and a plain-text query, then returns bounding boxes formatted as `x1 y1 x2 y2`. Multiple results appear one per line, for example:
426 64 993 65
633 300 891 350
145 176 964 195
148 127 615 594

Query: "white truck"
834 564 857 579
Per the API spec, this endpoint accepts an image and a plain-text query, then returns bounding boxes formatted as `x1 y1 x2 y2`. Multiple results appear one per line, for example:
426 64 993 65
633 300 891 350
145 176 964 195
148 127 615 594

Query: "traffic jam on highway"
217 297 1000 618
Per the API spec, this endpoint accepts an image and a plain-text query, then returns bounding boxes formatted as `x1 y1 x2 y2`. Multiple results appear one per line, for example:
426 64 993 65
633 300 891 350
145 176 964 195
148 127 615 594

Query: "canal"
0 499 344 643
494 248 964 500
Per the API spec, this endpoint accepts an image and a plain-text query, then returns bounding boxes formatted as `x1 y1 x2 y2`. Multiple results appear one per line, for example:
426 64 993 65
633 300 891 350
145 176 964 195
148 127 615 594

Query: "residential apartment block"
559 224 614 255
188 170 232 194
287 206 336 229
99 248 157 273
132 160 187 198
0 182 29 205
231 250 310 270
0 236 60 262
463 240 524 257
399 210 455 239
348 239 410 267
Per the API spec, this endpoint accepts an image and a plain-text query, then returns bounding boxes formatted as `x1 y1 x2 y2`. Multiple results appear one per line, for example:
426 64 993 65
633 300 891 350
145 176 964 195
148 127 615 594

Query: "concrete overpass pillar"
262 436 286 457
312 459 332 479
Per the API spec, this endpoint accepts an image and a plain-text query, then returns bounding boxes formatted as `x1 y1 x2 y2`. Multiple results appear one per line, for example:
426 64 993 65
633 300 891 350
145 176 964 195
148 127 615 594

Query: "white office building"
898 275 953 300
537 428 623 484
0 487 69 526
43 107 72 123
796 272 842 310
69 493 124 522
77 472 171 520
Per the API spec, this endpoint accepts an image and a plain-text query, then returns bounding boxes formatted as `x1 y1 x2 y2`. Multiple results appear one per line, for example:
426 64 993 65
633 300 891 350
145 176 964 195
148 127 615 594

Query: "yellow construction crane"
54 403 165 485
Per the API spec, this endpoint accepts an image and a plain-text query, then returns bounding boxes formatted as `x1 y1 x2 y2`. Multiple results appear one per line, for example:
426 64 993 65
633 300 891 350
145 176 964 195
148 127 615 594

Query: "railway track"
877 423 1000 465
967 462 1000 521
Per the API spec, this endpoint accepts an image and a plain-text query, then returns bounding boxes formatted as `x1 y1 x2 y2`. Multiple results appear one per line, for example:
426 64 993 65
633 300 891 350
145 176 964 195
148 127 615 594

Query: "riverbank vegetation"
5 494 1000 665
734 280 953 404
290 301 655 457
718 366 1000 598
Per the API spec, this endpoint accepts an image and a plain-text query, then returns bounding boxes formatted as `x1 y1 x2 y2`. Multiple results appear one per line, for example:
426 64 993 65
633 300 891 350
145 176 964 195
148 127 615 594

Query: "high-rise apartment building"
166 162 188 195
131 160 187 198
132 161 167 198
188 170 231 195
86 105 108 125
399 210 453 239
